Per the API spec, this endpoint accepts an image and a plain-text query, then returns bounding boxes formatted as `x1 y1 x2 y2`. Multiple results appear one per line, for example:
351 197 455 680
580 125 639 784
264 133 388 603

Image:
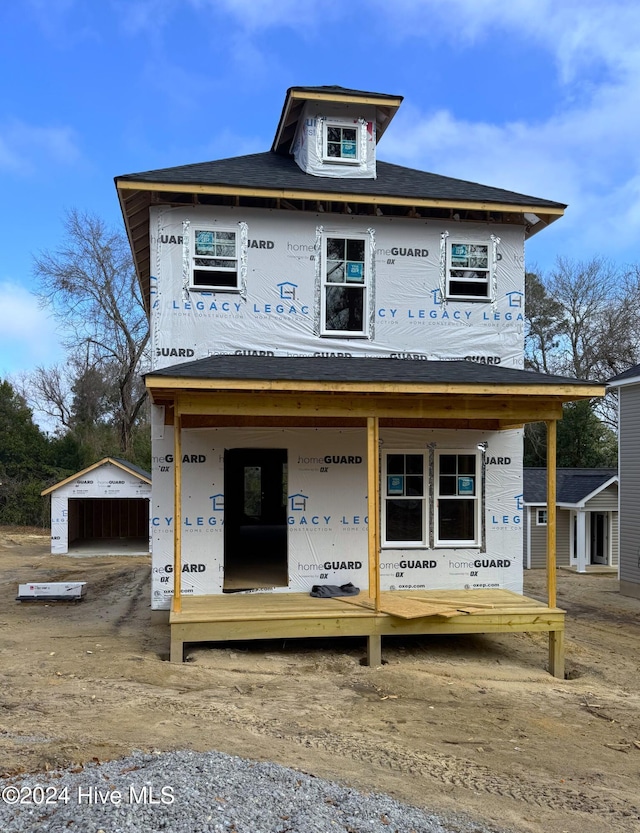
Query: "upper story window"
536 508 548 526
435 451 481 546
447 242 490 300
191 228 239 291
323 122 360 164
321 234 370 336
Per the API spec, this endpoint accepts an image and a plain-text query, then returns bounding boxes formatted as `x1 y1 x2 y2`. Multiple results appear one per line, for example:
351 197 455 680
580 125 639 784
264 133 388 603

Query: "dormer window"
323 122 360 164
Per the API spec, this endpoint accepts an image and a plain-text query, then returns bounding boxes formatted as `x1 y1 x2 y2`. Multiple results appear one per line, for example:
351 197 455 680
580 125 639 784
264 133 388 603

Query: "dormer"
271 86 403 180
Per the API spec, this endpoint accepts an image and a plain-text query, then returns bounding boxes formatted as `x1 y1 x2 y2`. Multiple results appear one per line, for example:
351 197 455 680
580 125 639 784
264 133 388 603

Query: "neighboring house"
608 365 640 599
115 85 604 673
41 458 152 555
523 469 618 572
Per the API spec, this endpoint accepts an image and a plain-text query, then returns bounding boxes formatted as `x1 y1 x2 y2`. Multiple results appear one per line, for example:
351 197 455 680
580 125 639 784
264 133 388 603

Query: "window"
191 228 238 290
382 452 427 546
323 122 360 163
447 242 490 300
536 508 548 526
322 235 369 335
435 452 481 546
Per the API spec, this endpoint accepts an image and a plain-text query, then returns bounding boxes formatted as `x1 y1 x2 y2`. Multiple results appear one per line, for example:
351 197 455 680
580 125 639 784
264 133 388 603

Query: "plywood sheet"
338 594 463 619
377 596 462 619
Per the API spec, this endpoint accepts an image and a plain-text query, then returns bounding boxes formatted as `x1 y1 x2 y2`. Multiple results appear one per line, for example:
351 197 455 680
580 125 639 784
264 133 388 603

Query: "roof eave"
115 177 565 217
607 374 640 389
41 456 151 496
144 374 604 399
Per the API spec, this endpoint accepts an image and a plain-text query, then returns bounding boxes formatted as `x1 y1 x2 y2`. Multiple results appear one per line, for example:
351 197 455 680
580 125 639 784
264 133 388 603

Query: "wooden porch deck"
169 589 566 677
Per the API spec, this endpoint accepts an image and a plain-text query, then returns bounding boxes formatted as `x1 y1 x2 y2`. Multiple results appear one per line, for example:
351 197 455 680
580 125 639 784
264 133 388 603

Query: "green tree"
524 402 618 469
0 380 50 525
557 401 618 468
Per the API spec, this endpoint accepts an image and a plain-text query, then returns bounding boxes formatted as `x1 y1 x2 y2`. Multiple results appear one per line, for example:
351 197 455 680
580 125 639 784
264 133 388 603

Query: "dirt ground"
1 529 640 833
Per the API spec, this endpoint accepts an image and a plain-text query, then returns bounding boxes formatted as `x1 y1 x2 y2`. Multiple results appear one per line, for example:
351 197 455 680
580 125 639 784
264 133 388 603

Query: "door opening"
590 512 609 565
223 448 288 592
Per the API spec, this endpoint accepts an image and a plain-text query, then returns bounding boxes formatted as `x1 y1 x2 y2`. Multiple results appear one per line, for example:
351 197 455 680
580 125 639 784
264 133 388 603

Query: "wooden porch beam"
172 391 564 422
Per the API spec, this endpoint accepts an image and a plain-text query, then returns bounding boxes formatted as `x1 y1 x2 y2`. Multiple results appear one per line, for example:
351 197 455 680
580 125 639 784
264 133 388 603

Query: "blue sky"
2 0 640 380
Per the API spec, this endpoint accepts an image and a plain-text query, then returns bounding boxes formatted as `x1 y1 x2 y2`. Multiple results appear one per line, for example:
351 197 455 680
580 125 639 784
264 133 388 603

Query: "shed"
42 458 152 555
523 468 618 572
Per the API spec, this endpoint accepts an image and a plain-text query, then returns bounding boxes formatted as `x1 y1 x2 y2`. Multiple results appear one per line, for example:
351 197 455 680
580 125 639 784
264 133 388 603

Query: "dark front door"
223 448 288 591
590 512 608 565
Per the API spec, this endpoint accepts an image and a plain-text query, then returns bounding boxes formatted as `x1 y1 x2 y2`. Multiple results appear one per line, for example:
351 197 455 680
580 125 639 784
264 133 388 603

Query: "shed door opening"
223 448 288 592
68 498 149 554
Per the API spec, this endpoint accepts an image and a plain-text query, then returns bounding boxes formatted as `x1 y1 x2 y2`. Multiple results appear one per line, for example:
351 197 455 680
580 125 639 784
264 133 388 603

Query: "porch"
145 355 605 679
169 588 566 675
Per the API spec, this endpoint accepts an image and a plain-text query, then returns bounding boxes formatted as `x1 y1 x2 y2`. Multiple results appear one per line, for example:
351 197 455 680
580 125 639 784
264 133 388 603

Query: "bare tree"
526 257 630 379
26 363 73 430
32 209 149 454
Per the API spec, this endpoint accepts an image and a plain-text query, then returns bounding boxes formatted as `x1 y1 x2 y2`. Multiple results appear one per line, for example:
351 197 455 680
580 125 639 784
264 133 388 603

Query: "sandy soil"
1 529 640 833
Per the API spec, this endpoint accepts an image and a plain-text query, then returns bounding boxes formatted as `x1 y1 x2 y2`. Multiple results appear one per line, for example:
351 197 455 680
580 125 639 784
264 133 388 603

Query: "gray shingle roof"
282 84 402 100
524 468 617 504
608 363 640 385
111 457 152 481
116 152 565 210
146 355 599 386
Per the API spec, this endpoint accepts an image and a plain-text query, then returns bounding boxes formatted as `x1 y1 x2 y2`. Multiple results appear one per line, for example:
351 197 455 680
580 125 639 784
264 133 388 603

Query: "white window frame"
381 450 428 548
434 450 482 547
320 231 370 337
190 226 239 292
446 241 491 301
536 508 548 526
322 120 361 164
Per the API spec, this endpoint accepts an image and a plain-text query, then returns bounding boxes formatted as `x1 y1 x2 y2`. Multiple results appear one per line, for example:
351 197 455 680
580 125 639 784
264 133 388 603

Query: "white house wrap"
115 85 604 677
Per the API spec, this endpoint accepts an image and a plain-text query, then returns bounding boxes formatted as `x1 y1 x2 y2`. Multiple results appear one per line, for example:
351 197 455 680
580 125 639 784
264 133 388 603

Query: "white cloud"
191 0 334 31
0 282 66 377
376 0 640 266
0 120 81 176
371 0 640 81
112 0 176 36
200 127 265 161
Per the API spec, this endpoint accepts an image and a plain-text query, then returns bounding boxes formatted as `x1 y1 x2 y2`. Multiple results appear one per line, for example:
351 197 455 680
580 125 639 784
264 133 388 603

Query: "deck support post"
170 635 184 663
367 634 382 667
549 629 565 679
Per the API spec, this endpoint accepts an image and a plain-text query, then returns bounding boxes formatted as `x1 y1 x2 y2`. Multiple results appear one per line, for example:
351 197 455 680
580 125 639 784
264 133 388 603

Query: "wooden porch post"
546 418 564 678
366 416 382 666
546 419 557 608
172 404 183 615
